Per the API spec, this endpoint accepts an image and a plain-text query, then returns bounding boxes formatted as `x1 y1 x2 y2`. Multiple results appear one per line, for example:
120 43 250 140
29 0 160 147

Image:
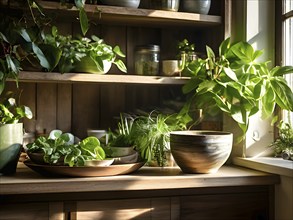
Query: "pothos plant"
181 38 293 141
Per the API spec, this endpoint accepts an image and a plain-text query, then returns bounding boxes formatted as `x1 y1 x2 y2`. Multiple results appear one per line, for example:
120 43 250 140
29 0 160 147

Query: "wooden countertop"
0 164 280 195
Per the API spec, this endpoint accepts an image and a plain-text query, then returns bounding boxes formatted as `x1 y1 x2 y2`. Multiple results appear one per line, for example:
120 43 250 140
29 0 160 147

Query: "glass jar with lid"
134 45 160 75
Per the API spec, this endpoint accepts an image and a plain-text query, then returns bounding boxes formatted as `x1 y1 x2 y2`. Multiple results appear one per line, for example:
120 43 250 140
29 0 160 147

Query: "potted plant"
131 111 183 167
0 91 33 175
44 26 127 74
181 37 293 140
107 114 136 158
270 121 293 161
170 38 293 173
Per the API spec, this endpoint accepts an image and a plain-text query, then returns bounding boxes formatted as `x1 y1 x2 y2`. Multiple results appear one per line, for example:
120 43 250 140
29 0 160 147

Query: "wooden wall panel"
72 84 100 139
57 84 72 133
35 83 57 136
100 84 126 129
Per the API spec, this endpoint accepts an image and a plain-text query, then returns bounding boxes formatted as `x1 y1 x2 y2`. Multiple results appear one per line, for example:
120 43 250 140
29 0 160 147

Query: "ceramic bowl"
150 0 180 12
101 0 141 8
113 151 139 164
170 130 233 174
110 146 135 157
84 158 114 167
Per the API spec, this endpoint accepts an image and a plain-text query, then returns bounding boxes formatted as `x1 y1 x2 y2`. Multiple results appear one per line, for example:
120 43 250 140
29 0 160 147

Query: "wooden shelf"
18 71 189 85
36 1 222 27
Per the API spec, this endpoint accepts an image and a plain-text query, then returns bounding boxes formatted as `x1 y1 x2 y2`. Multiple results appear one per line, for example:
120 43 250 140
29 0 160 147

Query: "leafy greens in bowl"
26 130 107 167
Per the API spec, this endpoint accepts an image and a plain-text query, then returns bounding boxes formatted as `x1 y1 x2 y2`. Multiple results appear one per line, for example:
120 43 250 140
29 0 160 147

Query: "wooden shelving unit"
36 1 222 27
18 71 189 85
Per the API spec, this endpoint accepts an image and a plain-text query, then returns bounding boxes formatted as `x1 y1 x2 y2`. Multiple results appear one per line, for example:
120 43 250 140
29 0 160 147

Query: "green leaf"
270 78 293 111
113 46 126 58
38 44 62 71
223 67 238 81
114 59 127 73
231 105 247 125
253 80 265 100
32 42 51 70
219 37 230 56
79 8 89 36
182 78 202 94
206 46 215 59
270 66 293 76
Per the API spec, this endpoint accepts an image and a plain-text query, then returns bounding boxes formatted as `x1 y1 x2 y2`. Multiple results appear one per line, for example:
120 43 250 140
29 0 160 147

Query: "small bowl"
84 158 114 167
101 0 141 8
110 146 135 157
113 151 139 164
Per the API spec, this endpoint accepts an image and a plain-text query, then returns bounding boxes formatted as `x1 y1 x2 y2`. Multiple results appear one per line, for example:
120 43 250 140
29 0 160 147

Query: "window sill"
233 157 293 177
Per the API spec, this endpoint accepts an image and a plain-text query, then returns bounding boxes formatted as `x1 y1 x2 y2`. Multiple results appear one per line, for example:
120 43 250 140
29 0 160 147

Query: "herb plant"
270 121 293 160
131 111 183 167
181 38 293 140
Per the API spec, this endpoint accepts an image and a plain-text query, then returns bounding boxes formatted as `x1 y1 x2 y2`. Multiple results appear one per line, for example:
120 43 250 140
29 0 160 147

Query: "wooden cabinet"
0 166 277 220
3 0 231 138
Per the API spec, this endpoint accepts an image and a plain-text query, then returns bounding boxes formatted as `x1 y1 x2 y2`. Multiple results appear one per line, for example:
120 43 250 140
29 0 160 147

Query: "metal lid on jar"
135 45 160 53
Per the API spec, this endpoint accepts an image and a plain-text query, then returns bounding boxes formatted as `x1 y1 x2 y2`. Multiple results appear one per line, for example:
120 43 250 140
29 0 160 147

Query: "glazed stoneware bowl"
181 0 211 14
170 130 233 174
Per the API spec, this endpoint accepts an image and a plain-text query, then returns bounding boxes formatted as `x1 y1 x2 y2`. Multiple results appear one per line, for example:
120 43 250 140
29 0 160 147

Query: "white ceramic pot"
0 123 23 175
162 60 182 76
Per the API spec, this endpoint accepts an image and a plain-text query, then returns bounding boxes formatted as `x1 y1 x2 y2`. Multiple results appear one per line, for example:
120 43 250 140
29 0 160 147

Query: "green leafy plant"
0 15 61 95
26 130 106 166
181 38 293 140
108 113 135 148
0 91 33 124
131 111 183 167
44 26 127 74
270 121 293 160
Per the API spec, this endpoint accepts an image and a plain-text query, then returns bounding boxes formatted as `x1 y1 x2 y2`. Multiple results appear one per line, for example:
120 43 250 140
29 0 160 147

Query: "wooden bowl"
170 130 233 174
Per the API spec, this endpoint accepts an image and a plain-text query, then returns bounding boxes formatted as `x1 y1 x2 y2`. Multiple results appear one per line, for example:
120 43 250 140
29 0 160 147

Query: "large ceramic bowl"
170 130 233 174
101 0 141 8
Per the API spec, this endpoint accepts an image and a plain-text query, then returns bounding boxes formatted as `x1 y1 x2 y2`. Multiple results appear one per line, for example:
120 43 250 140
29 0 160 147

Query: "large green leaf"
206 46 215 59
219 37 230 56
223 67 238 81
182 78 202 94
271 78 293 111
79 8 89 36
38 44 62 71
230 104 247 125
270 66 293 76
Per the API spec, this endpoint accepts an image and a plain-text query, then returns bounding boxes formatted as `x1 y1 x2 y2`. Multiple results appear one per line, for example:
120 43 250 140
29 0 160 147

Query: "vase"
0 123 23 175
170 130 233 174
181 0 211 14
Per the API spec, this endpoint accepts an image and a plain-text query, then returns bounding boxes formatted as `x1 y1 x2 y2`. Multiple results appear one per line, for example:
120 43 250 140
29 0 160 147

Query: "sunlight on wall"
244 0 275 157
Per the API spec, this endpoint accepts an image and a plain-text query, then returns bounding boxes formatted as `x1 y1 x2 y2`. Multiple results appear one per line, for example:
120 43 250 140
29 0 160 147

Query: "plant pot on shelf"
181 0 211 14
73 57 112 74
0 123 23 175
170 130 233 174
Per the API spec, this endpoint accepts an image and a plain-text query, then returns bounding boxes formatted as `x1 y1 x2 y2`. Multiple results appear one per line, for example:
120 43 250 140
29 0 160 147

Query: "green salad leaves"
26 130 106 167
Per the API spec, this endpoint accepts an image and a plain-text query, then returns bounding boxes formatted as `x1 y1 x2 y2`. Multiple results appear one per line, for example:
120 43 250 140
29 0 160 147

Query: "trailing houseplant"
181 38 293 141
0 90 33 174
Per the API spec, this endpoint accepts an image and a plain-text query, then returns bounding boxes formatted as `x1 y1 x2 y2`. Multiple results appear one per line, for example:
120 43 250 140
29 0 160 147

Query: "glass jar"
135 45 160 76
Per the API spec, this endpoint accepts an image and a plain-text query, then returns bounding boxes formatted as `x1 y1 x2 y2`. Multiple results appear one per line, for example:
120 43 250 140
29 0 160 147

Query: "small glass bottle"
135 45 160 76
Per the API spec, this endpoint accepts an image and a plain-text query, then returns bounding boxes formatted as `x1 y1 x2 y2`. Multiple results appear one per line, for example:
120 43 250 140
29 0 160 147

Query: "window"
277 0 293 125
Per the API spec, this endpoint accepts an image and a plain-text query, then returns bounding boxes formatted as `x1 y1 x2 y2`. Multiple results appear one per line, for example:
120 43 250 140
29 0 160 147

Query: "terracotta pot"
0 123 23 175
170 130 233 174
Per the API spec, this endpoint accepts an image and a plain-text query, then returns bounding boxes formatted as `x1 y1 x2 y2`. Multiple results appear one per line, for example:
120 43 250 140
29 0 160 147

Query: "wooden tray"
24 160 145 177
